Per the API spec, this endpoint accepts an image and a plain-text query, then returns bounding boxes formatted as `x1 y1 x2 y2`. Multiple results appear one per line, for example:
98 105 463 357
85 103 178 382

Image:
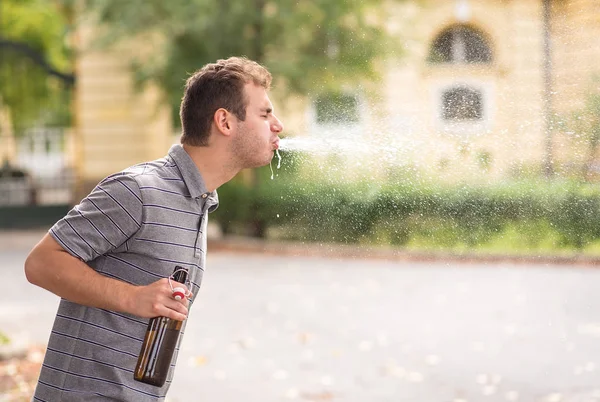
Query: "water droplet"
276 149 282 169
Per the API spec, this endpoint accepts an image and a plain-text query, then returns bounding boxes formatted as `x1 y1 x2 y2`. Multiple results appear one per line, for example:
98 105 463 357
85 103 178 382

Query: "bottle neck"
172 266 188 283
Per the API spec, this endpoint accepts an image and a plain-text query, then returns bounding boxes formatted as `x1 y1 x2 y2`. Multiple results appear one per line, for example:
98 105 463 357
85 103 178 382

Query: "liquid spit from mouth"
269 149 282 180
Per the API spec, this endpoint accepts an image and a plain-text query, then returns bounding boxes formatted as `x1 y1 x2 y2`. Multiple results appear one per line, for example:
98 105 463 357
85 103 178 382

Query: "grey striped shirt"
33 144 219 401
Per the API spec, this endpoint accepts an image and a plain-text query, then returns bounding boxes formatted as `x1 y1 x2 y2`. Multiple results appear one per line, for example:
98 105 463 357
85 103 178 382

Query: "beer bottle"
134 266 188 386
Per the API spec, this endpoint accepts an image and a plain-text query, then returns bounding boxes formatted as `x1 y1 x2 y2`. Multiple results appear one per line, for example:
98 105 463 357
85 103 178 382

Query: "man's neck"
182 143 238 192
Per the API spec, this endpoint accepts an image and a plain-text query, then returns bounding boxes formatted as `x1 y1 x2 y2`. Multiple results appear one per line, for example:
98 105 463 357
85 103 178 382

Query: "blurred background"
2 0 600 254
2 0 600 401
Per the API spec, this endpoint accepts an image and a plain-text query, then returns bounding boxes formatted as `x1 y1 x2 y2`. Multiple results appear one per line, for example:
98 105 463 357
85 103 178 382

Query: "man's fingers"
163 298 188 320
134 278 191 320
165 309 187 322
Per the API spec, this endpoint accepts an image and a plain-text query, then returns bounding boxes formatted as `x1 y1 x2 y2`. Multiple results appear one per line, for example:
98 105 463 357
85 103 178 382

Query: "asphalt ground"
2 230 600 402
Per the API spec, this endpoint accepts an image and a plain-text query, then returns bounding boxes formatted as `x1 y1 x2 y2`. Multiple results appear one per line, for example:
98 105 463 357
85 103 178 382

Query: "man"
24 56 283 401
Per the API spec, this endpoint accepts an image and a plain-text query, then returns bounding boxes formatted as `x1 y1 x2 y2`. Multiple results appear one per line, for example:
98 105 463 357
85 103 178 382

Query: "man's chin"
263 152 277 166
248 156 273 169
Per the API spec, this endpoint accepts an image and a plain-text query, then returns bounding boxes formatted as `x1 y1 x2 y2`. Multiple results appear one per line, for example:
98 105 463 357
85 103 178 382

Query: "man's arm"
25 233 189 321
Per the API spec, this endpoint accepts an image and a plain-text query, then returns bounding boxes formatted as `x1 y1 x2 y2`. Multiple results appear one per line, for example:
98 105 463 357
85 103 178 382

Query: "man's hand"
129 278 192 321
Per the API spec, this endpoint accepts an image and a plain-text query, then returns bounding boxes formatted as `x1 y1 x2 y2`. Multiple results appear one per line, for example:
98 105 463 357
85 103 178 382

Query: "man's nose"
271 115 284 133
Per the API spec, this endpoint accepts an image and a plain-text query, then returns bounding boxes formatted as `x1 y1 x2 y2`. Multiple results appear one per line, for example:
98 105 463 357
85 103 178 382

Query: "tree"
80 0 401 123
78 0 402 237
0 0 74 133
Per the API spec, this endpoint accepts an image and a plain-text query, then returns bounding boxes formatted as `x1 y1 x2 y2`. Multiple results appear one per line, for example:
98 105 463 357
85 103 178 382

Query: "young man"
24 56 283 401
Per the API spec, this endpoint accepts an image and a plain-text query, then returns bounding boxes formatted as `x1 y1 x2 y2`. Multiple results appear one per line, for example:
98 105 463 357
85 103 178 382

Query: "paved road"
2 236 600 401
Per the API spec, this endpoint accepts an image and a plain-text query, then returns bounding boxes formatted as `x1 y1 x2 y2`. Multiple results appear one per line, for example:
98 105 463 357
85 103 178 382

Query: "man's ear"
214 108 233 136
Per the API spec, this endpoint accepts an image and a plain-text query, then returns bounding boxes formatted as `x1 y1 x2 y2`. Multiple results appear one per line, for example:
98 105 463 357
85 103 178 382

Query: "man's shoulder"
114 156 192 198
124 157 174 177
108 157 181 184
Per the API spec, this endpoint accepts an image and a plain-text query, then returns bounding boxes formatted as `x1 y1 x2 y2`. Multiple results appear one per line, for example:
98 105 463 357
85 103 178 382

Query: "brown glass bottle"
134 266 188 387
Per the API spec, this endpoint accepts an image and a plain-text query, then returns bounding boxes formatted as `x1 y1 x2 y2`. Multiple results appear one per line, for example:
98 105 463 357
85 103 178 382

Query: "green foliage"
0 330 10 345
212 171 600 254
315 92 360 124
81 0 401 124
0 0 73 132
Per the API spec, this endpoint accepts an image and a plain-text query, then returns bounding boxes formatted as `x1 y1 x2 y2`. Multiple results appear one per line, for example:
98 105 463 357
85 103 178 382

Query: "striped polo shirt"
33 144 219 401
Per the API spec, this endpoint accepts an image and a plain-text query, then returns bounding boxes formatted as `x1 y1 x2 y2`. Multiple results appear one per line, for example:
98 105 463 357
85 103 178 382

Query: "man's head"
180 57 272 146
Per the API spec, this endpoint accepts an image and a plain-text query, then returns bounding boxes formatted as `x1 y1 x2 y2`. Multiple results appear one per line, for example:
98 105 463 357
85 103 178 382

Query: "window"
428 25 492 64
442 86 483 121
314 92 360 125
433 81 493 134
308 91 364 139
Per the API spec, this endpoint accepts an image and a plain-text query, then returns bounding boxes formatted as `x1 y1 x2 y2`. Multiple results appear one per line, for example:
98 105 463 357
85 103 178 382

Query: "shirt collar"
168 144 218 206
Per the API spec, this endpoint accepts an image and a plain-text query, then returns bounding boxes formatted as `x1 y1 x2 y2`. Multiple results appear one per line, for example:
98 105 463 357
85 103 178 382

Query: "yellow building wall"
553 0 600 106
552 0 600 164
73 25 172 198
382 0 547 180
70 0 599 188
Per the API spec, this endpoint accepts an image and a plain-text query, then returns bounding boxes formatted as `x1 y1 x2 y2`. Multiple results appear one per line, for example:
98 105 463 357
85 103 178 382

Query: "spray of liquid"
269 149 282 179
265 125 430 183
277 135 421 161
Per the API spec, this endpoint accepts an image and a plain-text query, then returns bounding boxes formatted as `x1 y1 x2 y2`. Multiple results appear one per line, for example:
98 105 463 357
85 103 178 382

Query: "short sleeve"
49 174 143 262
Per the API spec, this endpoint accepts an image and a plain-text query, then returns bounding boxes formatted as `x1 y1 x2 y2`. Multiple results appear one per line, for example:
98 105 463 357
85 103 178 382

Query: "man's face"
230 83 283 168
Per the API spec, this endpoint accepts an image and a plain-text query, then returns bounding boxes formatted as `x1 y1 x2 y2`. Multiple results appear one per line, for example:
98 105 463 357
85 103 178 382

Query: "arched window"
428 25 492 64
442 86 483 121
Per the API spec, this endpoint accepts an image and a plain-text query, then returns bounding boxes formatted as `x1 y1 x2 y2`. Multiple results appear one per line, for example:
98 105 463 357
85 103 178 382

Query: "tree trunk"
247 0 267 238
542 0 554 177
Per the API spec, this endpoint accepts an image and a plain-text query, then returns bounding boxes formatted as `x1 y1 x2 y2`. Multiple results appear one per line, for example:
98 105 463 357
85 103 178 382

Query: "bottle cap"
172 287 186 301
168 266 191 300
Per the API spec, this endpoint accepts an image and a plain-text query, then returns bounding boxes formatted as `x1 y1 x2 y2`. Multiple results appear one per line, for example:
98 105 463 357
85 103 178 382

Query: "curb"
2 229 599 267
208 236 600 267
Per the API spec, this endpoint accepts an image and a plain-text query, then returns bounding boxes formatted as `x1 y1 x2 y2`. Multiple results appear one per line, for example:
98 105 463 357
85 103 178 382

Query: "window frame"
432 80 494 135
428 24 493 65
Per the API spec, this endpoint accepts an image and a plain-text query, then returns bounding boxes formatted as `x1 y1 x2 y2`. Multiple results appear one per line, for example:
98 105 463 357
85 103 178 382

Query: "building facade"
71 0 600 190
